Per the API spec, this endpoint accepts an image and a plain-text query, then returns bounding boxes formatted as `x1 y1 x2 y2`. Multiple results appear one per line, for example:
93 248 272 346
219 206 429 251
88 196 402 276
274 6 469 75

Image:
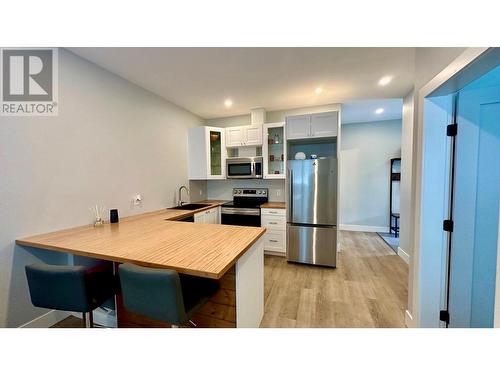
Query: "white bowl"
294 152 306 160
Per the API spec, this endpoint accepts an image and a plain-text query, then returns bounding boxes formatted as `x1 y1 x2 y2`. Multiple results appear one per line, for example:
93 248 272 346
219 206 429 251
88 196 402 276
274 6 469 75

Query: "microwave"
226 157 263 179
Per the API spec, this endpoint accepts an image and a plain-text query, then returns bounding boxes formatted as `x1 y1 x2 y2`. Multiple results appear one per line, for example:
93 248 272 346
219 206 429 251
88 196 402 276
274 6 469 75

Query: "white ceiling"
68 48 415 119
342 99 403 124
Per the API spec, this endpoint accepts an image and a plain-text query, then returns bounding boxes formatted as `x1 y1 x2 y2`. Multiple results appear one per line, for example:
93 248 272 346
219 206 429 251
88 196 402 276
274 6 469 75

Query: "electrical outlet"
133 194 143 207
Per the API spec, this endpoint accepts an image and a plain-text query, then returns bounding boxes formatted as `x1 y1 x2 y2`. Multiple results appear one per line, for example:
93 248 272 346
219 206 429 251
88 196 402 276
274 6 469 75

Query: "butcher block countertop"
260 202 286 209
16 200 265 279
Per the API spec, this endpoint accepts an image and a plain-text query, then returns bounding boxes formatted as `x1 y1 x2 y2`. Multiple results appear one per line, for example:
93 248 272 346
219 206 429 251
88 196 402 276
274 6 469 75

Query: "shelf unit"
389 158 401 237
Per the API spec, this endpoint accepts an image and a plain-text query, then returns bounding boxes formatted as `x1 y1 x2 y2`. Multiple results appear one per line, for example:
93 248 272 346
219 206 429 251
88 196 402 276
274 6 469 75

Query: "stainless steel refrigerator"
286 158 337 267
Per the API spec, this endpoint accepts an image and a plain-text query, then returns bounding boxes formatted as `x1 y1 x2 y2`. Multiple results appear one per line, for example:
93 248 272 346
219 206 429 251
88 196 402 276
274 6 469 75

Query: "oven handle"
221 207 261 216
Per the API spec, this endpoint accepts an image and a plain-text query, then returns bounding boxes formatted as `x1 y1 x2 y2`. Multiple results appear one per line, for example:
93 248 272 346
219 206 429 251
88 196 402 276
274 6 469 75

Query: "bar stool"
118 263 218 327
25 263 116 328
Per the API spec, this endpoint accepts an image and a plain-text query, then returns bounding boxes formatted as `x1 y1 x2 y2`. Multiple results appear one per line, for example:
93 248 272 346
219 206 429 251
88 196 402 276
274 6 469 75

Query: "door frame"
410 47 500 327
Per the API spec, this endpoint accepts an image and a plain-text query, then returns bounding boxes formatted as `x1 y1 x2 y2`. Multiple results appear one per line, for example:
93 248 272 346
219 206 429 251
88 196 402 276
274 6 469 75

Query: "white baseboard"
339 224 389 233
397 246 410 264
19 310 71 328
405 310 415 328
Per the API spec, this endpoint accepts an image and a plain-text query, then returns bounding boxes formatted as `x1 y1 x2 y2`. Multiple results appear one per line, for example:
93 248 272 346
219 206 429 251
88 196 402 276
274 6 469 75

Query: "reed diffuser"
91 205 105 227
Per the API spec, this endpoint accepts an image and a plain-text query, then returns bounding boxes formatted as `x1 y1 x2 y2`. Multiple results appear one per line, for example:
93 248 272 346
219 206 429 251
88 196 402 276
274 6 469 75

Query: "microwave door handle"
251 162 255 177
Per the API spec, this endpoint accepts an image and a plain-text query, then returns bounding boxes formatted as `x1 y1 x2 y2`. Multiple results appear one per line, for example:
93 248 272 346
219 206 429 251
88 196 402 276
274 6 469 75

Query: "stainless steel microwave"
226 157 263 179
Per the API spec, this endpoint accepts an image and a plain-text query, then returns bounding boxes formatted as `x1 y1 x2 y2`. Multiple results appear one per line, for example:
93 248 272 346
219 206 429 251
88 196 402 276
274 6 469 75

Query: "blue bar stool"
118 263 218 327
25 263 116 328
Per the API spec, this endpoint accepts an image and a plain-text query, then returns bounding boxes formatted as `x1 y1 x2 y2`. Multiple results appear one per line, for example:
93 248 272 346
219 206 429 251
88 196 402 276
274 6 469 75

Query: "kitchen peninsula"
16 201 266 328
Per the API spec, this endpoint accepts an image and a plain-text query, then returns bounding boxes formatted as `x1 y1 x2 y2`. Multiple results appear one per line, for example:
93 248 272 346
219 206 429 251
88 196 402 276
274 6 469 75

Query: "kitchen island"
16 202 266 328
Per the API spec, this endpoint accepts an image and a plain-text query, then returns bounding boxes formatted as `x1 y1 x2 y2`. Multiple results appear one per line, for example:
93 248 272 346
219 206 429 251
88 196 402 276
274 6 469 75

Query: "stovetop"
221 188 268 209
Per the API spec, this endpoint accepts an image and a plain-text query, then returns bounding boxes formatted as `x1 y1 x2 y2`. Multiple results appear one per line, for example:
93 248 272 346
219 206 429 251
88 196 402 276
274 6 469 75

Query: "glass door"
263 122 286 178
207 128 224 179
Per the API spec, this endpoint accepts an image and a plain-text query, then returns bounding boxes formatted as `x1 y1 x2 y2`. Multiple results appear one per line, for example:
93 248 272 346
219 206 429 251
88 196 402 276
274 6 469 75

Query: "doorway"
419 59 500 328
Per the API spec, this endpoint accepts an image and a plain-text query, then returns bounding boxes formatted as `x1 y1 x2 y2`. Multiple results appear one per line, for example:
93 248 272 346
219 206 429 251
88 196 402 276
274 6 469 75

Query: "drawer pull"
269 211 278 214
269 222 278 225
269 239 278 243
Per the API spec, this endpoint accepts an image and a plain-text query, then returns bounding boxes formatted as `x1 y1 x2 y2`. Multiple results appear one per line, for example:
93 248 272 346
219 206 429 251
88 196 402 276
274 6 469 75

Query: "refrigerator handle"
287 168 293 222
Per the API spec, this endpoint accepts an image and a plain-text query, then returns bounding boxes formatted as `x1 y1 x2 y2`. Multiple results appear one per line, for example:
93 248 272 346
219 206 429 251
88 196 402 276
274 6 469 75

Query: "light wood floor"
260 231 408 328
51 231 408 328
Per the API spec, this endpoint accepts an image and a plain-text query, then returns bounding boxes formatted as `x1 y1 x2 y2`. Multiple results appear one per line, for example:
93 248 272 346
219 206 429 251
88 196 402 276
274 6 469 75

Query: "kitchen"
1 4 496 375
1 48 413 330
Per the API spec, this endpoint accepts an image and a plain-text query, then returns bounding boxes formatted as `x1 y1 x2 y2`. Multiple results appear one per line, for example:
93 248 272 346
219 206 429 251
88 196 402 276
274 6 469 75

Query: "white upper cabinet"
225 125 263 147
226 127 245 147
245 125 263 146
188 126 226 180
311 112 338 137
285 115 310 140
286 111 339 140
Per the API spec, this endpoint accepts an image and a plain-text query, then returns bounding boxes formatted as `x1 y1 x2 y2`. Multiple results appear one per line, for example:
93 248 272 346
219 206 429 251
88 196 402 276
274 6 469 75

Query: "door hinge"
447 123 458 137
440 310 450 324
443 219 454 232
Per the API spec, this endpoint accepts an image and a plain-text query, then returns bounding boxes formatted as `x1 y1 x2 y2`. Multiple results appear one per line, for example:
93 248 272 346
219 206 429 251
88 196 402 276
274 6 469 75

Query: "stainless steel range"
221 188 268 227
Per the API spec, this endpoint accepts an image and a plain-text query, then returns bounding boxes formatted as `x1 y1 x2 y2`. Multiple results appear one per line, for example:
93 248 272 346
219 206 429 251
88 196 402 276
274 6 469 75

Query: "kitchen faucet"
178 185 190 206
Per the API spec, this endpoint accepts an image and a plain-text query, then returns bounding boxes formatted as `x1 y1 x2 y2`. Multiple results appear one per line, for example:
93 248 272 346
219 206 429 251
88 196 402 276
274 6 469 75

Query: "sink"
169 203 211 210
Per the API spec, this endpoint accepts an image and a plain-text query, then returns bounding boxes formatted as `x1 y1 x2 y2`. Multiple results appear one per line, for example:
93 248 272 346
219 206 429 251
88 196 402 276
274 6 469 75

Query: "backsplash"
206 179 285 202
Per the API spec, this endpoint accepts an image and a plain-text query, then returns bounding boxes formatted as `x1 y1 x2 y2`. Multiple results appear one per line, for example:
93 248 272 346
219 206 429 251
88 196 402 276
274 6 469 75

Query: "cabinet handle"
269 239 278 243
269 211 277 214
269 222 278 225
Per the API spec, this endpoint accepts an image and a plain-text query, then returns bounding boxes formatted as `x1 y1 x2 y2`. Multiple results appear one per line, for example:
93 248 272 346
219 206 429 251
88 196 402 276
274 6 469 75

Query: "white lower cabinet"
194 207 220 224
261 207 286 255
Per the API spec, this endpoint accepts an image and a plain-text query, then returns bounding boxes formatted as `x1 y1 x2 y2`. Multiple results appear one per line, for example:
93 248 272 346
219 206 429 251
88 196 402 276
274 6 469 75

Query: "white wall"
339 120 402 232
0 49 204 327
400 90 415 257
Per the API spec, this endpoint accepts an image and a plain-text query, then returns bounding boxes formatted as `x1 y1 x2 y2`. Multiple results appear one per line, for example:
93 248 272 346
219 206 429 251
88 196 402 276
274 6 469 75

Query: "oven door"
221 207 261 227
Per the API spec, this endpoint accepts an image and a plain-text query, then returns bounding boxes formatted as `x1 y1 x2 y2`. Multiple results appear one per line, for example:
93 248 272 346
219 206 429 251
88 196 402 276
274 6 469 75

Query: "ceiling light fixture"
378 76 392 86
315 87 323 95
224 99 233 108
375 108 384 114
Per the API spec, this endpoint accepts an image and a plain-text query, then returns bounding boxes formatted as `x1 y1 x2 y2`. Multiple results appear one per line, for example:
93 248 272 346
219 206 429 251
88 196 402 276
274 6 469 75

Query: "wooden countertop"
260 202 286 209
16 200 265 279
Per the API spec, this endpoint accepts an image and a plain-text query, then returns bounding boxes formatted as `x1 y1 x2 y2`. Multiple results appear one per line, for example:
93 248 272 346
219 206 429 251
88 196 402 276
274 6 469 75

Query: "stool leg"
89 311 94 328
82 312 87 328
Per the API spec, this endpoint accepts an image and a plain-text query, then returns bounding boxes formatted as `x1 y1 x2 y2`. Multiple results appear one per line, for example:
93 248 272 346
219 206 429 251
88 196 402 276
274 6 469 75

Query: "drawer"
262 215 286 230
261 208 286 217
263 230 286 252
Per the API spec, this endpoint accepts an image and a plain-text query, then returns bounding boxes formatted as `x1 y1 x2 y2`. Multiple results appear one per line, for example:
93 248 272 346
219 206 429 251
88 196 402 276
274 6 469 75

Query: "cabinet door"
244 125 263 146
263 123 286 179
194 211 205 223
226 127 245 147
286 115 310 140
310 112 338 138
207 128 225 179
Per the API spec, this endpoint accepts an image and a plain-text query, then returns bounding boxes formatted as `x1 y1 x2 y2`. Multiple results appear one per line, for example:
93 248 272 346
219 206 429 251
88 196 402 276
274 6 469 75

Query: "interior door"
448 67 500 328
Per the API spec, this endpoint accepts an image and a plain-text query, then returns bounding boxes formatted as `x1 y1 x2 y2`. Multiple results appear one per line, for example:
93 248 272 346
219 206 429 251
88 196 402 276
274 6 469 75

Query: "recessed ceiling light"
375 108 385 114
315 87 323 94
378 76 392 86
224 99 233 108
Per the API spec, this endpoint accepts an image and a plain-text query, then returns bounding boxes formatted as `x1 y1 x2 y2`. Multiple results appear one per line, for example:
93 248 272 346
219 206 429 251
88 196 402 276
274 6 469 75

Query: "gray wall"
0 49 204 327
340 120 402 230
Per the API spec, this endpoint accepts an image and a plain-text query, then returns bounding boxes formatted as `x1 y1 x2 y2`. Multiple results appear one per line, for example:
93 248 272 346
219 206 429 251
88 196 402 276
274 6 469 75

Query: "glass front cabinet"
263 122 286 179
188 126 226 179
